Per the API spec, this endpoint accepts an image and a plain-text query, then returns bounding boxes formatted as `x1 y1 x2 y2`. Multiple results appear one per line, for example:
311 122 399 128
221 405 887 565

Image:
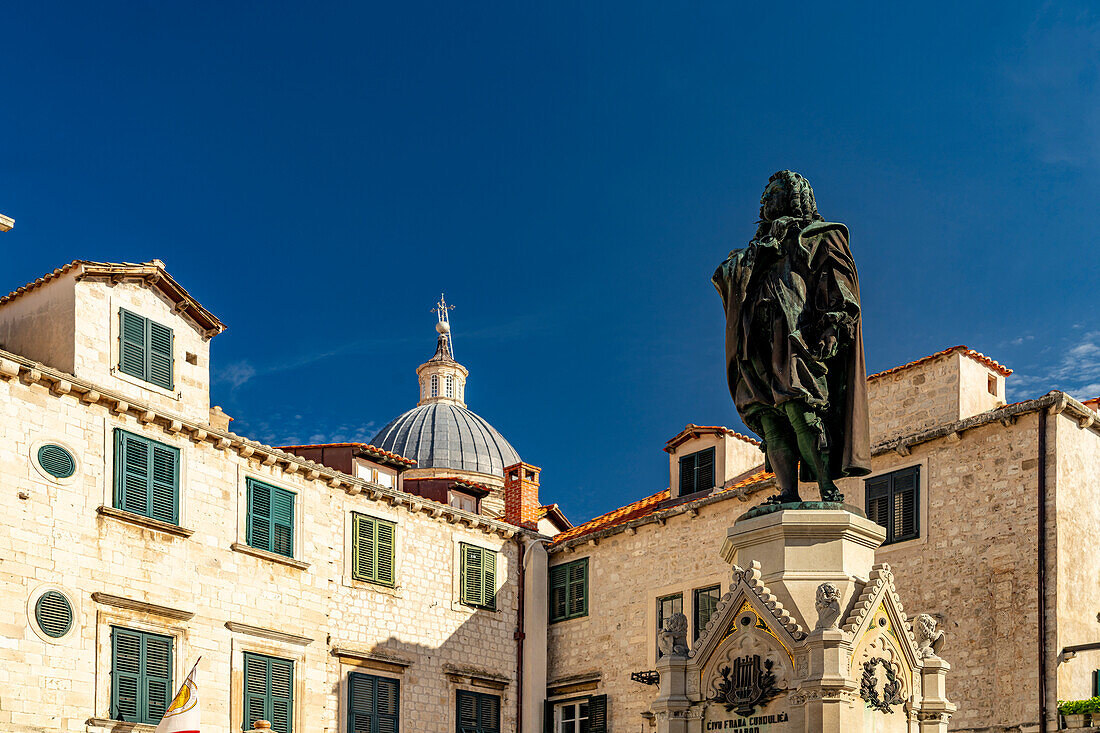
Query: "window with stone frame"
243 652 293 733
113 428 180 525
549 558 588 623
550 695 608 733
679 447 715 495
656 592 683 658
460 544 497 610
348 672 399 733
693 585 721 641
457 689 500 733
865 465 920 545
118 308 174 390
110 626 173 724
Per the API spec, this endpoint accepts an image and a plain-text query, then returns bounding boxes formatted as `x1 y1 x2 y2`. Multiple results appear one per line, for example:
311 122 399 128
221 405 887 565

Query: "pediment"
842 563 920 677
690 560 805 669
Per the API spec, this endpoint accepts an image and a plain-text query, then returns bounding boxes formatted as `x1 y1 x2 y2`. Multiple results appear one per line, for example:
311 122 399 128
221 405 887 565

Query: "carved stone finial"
914 613 945 658
815 582 842 630
657 612 689 658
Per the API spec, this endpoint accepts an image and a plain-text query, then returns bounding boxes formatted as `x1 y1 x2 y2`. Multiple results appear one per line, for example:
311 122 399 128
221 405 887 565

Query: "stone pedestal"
650 509 955 733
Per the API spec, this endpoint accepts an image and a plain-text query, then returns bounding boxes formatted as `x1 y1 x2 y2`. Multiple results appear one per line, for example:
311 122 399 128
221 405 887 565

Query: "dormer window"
448 490 477 513
119 309 174 390
431 374 439 397
679 447 715 496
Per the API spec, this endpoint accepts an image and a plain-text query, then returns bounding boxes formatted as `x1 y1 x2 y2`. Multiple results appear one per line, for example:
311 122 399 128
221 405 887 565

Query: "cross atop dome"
431 294 455 362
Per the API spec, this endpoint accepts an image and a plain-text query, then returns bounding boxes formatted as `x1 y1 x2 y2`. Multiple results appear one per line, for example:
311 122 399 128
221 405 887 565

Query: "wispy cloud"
230 411 381 448
1006 4 1100 167
1008 330 1100 401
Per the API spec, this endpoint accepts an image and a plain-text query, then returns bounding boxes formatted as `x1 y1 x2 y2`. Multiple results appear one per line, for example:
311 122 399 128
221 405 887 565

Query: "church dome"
370 402 521 477
370 295 521 479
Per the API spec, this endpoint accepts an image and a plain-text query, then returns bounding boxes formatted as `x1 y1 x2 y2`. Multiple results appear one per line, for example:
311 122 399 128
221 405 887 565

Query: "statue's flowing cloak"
712 220 871 479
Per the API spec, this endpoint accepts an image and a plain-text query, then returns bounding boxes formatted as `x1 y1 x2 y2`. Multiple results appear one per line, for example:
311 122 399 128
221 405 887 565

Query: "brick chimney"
504 462 541 530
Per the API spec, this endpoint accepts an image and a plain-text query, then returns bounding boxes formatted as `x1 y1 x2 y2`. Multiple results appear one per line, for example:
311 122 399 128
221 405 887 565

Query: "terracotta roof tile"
278 442 417 467
868 345 1011 380
0 260 226 334
551 489 671 545
717 468 773 493
664 424 760 453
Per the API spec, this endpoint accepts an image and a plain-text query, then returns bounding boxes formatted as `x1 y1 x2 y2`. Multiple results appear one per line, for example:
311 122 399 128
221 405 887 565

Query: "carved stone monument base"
651 509 954 733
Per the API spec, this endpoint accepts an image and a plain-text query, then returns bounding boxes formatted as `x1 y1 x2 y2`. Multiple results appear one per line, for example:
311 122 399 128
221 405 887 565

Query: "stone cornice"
332 645 414 668
0 348 525 540
91 592 195 620
550 392 1089 552
225 621 313 646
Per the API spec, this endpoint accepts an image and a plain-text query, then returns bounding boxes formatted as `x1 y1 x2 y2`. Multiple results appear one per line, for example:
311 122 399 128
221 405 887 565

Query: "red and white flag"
156 658 201 733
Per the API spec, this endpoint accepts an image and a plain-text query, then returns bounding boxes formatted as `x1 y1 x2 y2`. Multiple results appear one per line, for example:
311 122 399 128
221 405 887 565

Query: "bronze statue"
713 171 871 506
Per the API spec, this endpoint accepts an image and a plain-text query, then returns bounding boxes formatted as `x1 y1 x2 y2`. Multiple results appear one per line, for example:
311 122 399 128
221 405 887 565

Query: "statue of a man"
713 170 871 505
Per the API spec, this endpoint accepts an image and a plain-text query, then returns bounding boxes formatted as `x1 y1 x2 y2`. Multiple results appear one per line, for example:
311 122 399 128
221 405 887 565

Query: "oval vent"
38 445 76 479
35 590 73 638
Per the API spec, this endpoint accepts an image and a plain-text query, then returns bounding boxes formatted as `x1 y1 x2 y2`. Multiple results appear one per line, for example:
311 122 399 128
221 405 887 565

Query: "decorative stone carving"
914 613 946 658
658 612 689 658
815 582 841 630
710 654 783 717
860 657 906 713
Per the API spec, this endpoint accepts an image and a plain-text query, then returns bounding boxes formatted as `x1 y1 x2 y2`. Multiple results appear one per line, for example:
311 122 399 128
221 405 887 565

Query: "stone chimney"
504 462 541 530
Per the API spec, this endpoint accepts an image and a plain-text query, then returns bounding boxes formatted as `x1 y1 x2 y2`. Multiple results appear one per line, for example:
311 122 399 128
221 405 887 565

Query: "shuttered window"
119 309 174 390
457 690 500 733
693 585 721 641
247 479 295 558
544 695 607 733
352 514 396 586
110 627 173 724
348 672 399 733
549 558 588 622
679 447 715 495
244 652 294 733
460 544 497 610
113 429 180 525
865 465 920 545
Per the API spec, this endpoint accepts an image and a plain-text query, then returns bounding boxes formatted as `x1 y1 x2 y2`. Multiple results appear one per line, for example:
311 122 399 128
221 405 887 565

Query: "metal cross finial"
432 293 454 324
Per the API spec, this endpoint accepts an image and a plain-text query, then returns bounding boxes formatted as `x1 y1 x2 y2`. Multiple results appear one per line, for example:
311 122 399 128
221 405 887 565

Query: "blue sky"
3 2 1099 525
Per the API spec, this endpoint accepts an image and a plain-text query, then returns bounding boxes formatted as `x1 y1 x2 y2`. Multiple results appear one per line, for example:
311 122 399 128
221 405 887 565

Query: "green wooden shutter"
144 633 173 721
111 628 142 721
567 559 587 618
148 320 174 390
115 430 179 525
377 675 399 733
375 519 395 586
249 481 272 552
353 514 376 582
461 545 484 607
353 515 395 586
549 564 568 622
349 673 400 733
244 653 294 733
482 549 497 610
270 657 294 733
478 693 500 733
111 627 173 725
588 694 608 733
119 309 148 381
457 690 478 733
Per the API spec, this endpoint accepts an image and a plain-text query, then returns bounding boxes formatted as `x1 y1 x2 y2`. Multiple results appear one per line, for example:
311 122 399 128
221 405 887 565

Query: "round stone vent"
37 445 75 479
34 590 73 639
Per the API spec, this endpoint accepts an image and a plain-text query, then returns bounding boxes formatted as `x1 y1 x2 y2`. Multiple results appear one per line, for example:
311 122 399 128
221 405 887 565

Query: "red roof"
868 345 1011 380
403 475 493 493
278 442 417 467
0 260 225 335
664 424 760 453
550 468 773 546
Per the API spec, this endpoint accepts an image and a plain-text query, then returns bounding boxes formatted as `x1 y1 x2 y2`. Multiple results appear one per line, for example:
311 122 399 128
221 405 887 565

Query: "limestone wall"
74 279 213 423
866 353 961 444
1053 414 1100 705
0 270 78 374
0 360 521 732
548 416 1045 732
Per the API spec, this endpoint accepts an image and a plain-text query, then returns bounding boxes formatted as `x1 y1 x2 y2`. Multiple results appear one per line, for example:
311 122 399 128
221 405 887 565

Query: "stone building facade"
0 261 554 733
547 346 1100 733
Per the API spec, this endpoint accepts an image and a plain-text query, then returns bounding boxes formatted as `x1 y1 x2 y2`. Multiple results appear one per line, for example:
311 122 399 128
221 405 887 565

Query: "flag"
156 657 201 733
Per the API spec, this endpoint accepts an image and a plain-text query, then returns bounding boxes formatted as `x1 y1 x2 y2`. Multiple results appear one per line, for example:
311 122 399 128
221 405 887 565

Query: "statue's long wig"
758 170 823 222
